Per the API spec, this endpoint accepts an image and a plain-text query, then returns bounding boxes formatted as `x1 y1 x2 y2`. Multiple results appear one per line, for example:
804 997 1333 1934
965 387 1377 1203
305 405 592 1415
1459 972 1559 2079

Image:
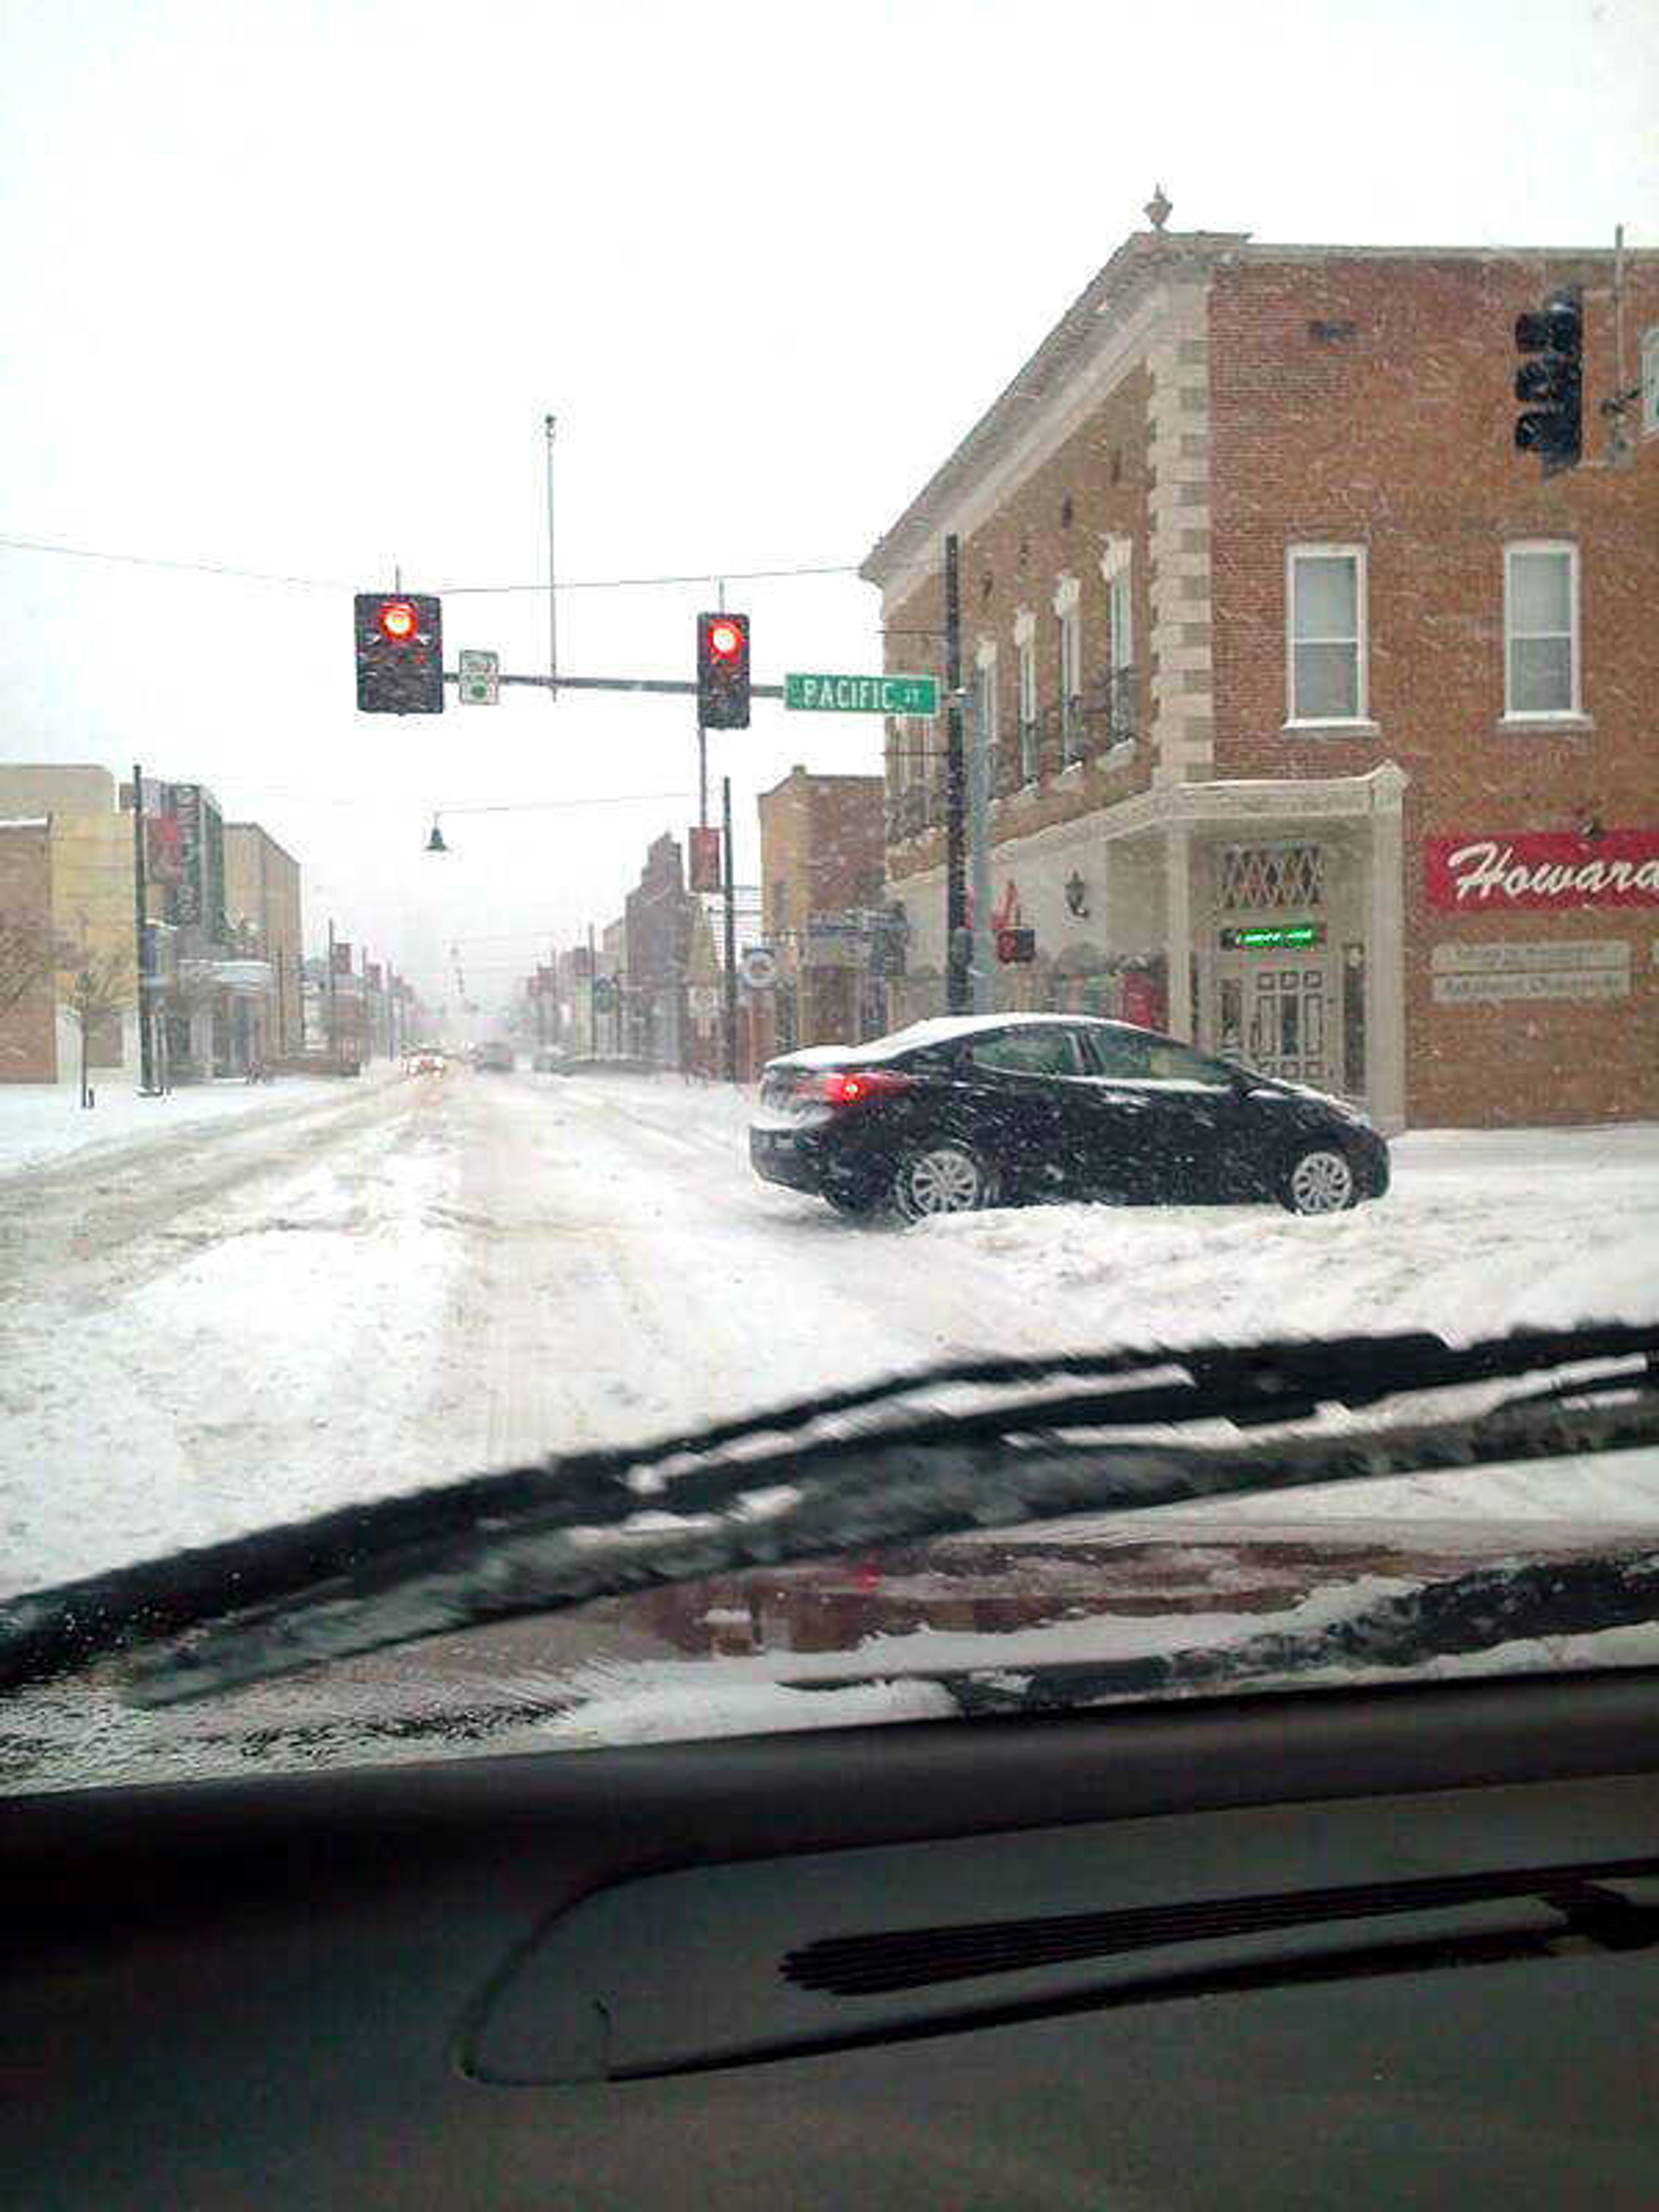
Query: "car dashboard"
6 1665 1659 2209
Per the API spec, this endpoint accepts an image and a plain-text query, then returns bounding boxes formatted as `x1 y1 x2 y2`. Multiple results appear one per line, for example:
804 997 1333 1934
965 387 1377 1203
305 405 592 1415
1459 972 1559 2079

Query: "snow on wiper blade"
1 1321 1656 1704
931 1543 1659 1718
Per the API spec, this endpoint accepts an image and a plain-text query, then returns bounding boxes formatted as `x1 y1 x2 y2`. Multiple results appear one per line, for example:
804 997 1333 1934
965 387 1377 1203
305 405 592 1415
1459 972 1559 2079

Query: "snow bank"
0 1066 404 1180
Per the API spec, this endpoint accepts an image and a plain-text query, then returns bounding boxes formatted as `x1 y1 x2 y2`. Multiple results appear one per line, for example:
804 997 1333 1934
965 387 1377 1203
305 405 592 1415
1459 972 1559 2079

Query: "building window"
1055 576 1082 765
1642 326 1658 437
1015 618 1038 782
1504 542 1579 718
975 646 998 744
1101 537 1135 744
1287 545 1367 724
1217 843 1326 912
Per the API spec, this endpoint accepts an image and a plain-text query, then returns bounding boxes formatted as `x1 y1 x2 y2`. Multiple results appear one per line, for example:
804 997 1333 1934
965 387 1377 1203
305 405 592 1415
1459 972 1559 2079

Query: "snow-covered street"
3 1065 1659 1597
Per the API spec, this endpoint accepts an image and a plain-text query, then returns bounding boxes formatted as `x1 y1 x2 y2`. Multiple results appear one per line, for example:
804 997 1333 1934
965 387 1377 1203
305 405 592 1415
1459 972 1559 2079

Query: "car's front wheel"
893 1141 997 1222
1281 1145 1357 1215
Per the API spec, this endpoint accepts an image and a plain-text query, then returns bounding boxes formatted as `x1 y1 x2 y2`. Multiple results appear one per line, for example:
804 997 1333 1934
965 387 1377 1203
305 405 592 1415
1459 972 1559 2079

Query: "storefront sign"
1427 831 1659 911
1430 939 1631 1004
1220 923 1325 950
166 785 203 926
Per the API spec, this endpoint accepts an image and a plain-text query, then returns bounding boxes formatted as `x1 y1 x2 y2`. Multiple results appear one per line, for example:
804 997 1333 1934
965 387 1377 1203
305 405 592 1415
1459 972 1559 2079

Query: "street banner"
689 826 722 893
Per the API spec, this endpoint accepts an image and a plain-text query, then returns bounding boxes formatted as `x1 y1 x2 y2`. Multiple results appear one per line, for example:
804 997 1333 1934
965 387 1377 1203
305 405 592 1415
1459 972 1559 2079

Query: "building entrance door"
1216 955 1333 1088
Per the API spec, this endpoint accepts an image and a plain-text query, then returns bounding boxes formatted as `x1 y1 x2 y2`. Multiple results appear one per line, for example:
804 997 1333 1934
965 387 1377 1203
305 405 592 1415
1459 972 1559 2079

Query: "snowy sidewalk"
0 1065 406 1181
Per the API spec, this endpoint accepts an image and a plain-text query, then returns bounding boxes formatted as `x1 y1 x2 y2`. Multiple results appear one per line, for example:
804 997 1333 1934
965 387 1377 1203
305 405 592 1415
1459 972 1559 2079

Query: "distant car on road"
475 1042 515 1073
531 1048 565 1073
751 1014 1389 1221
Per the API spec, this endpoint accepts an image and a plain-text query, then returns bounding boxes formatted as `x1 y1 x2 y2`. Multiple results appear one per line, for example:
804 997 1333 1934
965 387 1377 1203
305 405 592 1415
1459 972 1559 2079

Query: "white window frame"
1284 543 1372 729
1641 326 1659 439
1503 540 1583 723
974 639 998 762
1014 610 1038 783
1101 537 1134 673
1054 575 1083 765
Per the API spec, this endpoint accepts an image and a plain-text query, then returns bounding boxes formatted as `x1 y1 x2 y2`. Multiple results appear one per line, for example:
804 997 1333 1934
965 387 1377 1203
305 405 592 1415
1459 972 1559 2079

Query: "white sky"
2 0 1655 1004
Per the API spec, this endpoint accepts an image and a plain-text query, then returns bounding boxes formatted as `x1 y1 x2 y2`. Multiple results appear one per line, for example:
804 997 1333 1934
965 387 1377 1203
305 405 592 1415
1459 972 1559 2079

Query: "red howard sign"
1426 831 1659 911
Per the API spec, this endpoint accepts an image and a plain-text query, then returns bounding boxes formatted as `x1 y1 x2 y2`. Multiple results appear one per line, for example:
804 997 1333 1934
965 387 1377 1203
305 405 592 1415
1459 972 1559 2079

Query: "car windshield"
2 0 1657 1796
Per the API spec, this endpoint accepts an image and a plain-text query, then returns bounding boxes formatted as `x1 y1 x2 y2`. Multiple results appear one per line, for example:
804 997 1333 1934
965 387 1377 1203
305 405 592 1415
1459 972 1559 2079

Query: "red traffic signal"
355 592 444 715
697 611 750 729
378 598 419 642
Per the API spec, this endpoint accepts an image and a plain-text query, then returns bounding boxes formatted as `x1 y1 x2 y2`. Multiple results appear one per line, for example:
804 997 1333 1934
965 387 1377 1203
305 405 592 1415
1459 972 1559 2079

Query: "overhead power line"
0 532 867 596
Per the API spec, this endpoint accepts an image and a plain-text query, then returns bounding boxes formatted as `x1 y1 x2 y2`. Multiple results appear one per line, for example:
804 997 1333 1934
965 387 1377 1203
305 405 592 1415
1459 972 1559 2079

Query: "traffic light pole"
722 776 739 1086
969 677 992 1014
442 671 786 700
944 534 969 1016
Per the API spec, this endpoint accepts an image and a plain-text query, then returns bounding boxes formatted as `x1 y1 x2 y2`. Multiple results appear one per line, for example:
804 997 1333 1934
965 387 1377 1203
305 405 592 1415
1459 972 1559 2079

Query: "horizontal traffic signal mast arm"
441 670 787 698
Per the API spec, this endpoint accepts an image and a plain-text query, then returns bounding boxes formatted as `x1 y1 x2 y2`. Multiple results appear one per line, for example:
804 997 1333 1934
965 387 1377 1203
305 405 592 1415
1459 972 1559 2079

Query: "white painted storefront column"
1165 826 1193 1040
1367 763 1408 1133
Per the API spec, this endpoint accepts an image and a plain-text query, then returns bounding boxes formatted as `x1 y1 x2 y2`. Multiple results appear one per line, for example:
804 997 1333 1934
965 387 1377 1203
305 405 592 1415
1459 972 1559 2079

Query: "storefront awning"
178 957 273 998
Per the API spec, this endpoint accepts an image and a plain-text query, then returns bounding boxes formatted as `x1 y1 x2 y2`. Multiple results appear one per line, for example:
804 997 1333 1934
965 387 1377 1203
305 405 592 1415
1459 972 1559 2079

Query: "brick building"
224 823 304 1062
864 219 1659 1128
756 765 887 1055
0 818 56 1082
0 765 138 1084
625 834 694 1069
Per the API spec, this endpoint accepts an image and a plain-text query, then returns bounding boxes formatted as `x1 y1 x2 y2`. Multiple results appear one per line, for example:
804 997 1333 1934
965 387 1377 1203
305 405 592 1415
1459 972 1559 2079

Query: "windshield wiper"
2 1321 1655 1705
923 1541 1659 1716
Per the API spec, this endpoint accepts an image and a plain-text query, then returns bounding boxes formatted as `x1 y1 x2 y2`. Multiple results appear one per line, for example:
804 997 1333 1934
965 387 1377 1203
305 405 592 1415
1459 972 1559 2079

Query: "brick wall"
1209 251 1659 1125
0 822 57 1083
883 364 1155 884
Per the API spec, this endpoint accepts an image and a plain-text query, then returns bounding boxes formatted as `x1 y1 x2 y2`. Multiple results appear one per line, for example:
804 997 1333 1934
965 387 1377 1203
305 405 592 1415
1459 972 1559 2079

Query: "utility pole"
544 414 559 697
944 534 969 1014
722 774 738 1084
969 673 993 1013
587 921 597 1062
131 760 156 1095
327 917 337 1071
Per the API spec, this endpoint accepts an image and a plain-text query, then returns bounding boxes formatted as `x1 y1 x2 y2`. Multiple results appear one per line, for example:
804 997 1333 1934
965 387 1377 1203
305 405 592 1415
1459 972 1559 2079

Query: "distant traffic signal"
996 926 1036 965
355 593 445 714
1514 288 1582 476
697 612 750 729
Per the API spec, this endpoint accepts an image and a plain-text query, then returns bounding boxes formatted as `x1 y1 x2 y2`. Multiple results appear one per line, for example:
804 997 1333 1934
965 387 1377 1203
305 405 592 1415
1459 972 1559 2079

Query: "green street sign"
785 671 938 716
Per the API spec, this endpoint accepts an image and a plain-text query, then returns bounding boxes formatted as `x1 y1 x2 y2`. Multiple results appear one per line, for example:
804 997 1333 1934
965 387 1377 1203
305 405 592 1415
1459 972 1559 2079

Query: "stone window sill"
1498 712 1594 734
1280 718 1382 737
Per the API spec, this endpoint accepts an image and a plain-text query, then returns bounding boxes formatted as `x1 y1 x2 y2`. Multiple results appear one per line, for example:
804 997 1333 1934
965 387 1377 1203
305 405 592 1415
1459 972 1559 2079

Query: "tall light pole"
545 414 558 699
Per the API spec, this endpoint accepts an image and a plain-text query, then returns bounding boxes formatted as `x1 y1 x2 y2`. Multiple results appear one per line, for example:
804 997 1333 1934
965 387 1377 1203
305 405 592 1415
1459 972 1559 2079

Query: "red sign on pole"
689 826 722 893
1426 830 1659 911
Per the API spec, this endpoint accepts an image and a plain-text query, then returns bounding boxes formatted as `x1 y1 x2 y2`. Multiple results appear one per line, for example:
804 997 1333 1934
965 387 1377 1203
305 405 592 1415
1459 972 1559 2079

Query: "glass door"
1245 961 1330 1087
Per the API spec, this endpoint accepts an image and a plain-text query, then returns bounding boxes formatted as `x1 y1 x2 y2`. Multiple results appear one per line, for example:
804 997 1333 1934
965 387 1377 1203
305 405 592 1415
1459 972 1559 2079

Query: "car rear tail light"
805 1069 916 1107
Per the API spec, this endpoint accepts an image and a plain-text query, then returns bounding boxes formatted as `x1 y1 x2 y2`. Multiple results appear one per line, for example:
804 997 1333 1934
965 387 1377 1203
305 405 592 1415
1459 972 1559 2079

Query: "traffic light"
996 926 1036 965
1514 288 1582 476
355 593 445 714
697 612 750 729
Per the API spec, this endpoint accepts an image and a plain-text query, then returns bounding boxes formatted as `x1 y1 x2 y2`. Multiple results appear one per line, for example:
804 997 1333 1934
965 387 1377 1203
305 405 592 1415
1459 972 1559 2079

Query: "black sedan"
750 1014 1389 1221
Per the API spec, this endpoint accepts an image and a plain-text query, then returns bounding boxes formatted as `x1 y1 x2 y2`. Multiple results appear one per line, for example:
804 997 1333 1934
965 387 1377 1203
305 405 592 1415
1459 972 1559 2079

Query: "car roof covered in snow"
771 1012 1158 1071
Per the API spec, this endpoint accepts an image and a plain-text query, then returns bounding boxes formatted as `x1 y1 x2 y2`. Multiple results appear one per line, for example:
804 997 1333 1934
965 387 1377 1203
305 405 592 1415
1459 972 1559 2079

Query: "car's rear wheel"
1281 1145 1357 1215
893 1141 996 1222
